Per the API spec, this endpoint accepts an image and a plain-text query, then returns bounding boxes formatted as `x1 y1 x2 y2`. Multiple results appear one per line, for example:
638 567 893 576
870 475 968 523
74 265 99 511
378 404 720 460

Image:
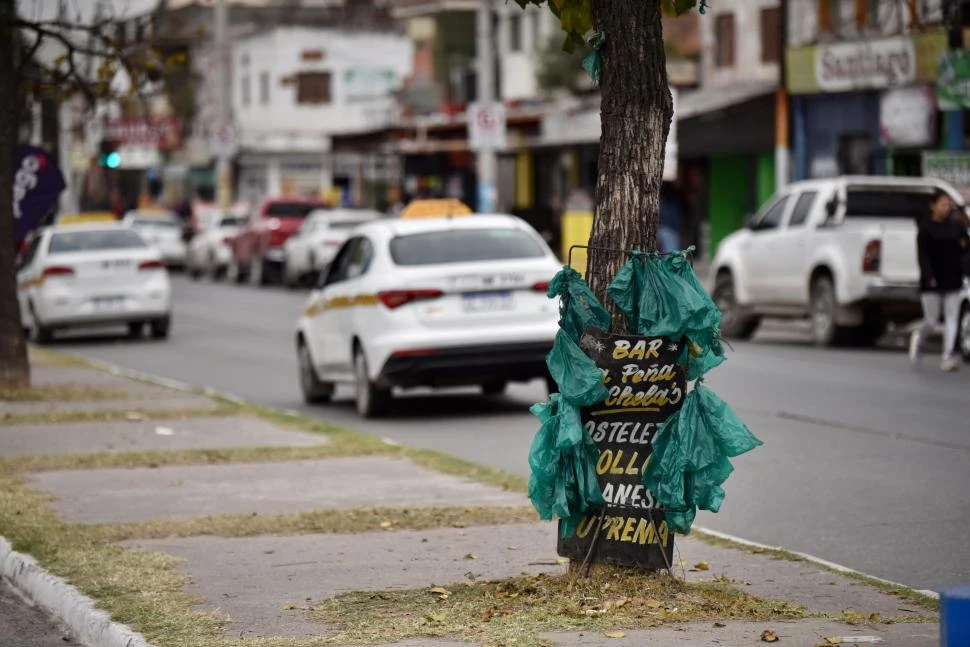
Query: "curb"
0 537 153 647
695 526 940 601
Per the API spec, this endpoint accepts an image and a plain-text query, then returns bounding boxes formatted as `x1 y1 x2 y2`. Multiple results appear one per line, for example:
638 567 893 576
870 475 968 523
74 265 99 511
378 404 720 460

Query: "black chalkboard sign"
557 326 686 569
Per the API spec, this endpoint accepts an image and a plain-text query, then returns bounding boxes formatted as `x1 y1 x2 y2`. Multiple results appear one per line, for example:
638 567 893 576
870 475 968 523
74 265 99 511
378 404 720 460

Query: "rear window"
845 189 935 219
265 202 326 218
133 218 179 229
49 229 147 254
219 216 246 227
390 228 546 266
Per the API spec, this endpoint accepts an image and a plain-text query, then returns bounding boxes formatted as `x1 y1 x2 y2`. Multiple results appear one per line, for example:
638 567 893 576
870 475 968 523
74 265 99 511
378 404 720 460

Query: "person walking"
909 189 970 371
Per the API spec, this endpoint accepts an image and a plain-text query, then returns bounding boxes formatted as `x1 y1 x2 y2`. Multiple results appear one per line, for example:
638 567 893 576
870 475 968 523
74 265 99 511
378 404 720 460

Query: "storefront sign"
13 145 65 245
344 68 397 102
786 31 947 95
106 117 181 150
880 86 937 147
557 328 684 569
937 50 970 110
923 151 970 202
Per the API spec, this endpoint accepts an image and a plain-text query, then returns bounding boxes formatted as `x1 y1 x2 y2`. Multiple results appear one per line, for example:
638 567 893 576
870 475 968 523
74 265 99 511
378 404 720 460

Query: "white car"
710 176 964 346
283 209 383 287
295 214 560 417
186 213 246 280
16 223 172 343
123 209 187 267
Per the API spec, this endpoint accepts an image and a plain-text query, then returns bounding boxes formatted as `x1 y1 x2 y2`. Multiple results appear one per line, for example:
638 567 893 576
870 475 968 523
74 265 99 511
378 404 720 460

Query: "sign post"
557 327 684 569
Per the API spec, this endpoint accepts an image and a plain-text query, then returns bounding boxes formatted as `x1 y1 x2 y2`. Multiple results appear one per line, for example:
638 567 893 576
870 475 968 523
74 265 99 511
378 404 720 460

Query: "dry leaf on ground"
693 562 710 571
713 622 726 628
761 629 779 642
604 631 626 639
645 599 662 609
379 521 392 528
464 553 478 560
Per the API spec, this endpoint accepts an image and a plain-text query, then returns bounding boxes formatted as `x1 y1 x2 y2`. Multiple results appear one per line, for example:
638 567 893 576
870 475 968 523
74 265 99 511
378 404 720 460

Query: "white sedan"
295 214 560 417
283 209 383 287
186 213 246 280
122 210 187 267
16 223 173 343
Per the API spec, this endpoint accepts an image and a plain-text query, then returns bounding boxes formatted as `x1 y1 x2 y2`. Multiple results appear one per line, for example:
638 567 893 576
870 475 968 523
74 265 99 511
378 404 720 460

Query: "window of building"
714 13 736 68
760 8 781 63
296 72 332 104
259 72 270 105
509 13 522 52
241 75 250 107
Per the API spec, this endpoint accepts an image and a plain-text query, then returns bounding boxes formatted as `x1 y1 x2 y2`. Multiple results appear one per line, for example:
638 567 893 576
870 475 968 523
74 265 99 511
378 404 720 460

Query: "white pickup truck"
710 175 967 347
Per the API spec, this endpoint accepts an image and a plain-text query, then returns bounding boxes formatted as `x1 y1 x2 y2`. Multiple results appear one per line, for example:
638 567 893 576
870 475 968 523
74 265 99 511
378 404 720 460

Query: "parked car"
294 214 560 417
228 198 328 286
16 222 172 343
186 213 247 280
122 209 187 268
710 176 966 347
283 208 383 288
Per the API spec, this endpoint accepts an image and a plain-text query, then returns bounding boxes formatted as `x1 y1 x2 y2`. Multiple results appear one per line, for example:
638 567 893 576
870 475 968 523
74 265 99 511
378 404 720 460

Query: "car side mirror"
824 197 839 223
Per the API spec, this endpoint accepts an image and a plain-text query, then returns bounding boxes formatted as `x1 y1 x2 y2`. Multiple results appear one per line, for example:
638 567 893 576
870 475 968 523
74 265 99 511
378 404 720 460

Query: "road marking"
694 526 939 599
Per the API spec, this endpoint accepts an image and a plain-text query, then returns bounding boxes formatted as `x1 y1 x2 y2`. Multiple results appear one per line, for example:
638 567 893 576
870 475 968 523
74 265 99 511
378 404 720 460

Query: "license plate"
462 291 513 313
92 296 125 311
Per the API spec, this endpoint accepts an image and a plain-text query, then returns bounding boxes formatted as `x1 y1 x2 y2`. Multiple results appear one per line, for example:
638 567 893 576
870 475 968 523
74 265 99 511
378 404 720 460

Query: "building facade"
786 0 950 181
232 26 412 203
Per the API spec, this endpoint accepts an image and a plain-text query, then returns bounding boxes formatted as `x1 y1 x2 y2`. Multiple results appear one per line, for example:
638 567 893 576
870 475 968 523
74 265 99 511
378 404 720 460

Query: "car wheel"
481 380 508 396
150 317 171 339
228 259 246 284
298 340 334 404
959 301 970 363
809 275 850 347
127 321 145 338
354 346 390 418
712 274 760 340
30 305 55 344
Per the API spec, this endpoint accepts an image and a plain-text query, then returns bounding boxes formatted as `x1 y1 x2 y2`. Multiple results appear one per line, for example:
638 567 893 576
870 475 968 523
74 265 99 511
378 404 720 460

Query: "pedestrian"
909 189 970 371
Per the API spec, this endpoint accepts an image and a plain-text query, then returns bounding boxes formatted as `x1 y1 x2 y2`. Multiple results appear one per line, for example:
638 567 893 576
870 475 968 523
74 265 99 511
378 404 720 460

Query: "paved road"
0 580 73 646
56 275 970 593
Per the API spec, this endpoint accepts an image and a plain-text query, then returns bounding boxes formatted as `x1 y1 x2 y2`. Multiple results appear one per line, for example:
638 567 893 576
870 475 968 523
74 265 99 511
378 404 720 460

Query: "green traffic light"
105 152 121 169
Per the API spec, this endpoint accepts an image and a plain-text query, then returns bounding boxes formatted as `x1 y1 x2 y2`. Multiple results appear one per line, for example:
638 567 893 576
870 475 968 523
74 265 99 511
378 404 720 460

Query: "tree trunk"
0 2 30 388
587 0 673 333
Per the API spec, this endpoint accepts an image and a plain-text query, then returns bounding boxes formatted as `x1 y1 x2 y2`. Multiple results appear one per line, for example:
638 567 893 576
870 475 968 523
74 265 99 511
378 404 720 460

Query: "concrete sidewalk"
0 352 940 646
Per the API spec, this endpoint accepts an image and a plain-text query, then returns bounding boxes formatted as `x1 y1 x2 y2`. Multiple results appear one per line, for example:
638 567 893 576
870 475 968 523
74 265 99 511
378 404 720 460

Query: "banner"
937 50 970 110
13 145 65 246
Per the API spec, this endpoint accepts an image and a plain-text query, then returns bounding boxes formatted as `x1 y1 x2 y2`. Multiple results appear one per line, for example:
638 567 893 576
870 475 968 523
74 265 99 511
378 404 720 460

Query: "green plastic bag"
546 329 609 407
642 384 762 534
528 395 604 537
548 266 611 342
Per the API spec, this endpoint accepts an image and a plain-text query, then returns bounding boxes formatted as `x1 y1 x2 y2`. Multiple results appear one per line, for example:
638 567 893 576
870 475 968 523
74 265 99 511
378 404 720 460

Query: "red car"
229 198 328 286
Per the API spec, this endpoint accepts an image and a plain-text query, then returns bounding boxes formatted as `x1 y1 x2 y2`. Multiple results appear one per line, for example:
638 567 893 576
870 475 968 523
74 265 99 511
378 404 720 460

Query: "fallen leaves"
693 562 710 571
428 586 451 600
604 631 626 639
379 520 393 529
761 629 779 642
464 553 479 560
645 599 663 609
713 622 726 628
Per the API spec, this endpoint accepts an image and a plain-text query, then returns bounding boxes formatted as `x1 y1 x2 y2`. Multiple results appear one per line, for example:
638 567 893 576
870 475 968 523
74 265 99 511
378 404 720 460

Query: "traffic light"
98 141 121 169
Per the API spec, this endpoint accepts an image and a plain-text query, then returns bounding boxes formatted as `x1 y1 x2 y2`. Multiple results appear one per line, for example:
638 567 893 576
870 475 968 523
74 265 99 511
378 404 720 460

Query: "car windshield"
219 216 246 227
845 189 938 219
49 229 147 254
265 202 326 218
390 228 546 266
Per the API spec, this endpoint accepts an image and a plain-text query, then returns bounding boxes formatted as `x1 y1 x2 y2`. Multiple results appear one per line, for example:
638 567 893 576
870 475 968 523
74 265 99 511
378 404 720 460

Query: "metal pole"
475 0 497 213
215 0 232 210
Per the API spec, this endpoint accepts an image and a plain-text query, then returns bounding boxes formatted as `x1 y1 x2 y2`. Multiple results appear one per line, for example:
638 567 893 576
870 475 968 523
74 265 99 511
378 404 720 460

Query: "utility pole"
215 0 233 210
475 0 497 213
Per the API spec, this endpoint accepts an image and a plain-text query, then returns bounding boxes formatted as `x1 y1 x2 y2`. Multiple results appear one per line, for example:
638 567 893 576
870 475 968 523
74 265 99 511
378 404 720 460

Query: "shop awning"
676 82 778 121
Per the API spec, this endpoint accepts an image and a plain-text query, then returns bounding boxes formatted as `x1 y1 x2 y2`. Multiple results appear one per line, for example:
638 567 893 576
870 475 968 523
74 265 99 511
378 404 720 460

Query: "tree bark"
587 0 673 333
0 1 31 388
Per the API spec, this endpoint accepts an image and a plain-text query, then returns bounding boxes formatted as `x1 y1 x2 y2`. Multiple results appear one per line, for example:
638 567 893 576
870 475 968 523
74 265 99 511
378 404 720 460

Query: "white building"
495 2 555 102
698 0 781 90
233 26 412 202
